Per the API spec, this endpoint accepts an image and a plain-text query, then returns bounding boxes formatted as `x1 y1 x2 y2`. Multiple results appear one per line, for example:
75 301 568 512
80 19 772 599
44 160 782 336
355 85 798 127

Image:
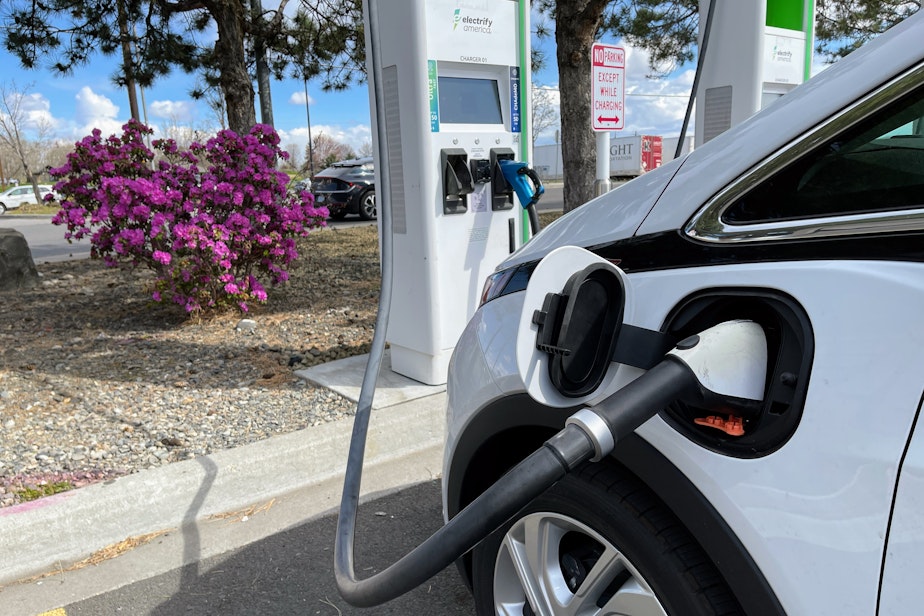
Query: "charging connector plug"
564 320 768 460
567 358 702 460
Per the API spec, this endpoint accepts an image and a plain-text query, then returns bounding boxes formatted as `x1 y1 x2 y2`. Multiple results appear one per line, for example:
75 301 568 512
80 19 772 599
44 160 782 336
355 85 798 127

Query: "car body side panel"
879 396 924 613
444 304 510 457
445 259 924 615
630 261 924 615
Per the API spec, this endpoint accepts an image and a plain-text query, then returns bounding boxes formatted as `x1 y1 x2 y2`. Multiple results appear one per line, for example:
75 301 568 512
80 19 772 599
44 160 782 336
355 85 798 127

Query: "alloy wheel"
492 512 667 616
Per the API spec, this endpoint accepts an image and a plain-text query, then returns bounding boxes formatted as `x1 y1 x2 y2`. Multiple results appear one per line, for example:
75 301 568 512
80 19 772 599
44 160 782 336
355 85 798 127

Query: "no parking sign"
591 43 625 131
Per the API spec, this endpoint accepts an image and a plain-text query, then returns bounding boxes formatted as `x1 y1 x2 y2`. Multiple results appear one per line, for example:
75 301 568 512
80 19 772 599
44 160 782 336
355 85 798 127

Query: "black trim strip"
493 228 924 302
595 229 924 273
612 324 677 369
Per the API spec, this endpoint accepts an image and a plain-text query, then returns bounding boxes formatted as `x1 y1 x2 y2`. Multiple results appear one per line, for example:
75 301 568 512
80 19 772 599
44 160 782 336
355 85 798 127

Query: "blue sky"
1 11 820 168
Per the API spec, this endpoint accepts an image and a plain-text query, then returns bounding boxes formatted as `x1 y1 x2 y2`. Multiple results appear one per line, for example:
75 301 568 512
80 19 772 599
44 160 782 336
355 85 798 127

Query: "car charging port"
662 289 814 457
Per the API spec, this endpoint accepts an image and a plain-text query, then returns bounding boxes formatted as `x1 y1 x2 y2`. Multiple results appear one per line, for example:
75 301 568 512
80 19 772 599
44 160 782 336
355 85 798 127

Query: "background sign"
591 43 625 131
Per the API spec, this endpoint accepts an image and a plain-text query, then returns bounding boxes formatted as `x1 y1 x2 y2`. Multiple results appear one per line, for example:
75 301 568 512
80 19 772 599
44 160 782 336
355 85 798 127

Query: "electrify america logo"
771 43 793 63
451 8 493 33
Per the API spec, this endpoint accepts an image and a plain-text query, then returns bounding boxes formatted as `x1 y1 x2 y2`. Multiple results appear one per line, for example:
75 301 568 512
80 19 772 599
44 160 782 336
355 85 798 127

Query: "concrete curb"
0 352 446 590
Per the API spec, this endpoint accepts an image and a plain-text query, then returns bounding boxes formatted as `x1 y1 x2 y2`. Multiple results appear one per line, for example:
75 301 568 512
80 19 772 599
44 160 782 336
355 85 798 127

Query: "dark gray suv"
311 157 376 221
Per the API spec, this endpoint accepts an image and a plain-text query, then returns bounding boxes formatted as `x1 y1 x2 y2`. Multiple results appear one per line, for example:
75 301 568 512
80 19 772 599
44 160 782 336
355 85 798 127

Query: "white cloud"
20 92 48 111
811 56 834 77
289 90 314 106
149 100 196 122
534 84 561 104
73 86 122 136
621 44 695 136
19 92 61 133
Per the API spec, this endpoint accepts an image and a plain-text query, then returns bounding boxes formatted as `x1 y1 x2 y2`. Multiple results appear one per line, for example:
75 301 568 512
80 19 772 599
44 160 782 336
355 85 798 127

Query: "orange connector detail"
694 415 746 437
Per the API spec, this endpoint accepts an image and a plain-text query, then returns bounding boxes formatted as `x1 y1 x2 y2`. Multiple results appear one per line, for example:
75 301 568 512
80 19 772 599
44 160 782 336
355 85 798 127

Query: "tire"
472 464 743 616
357 189 376 221
0 203 6 215
329 209 348 221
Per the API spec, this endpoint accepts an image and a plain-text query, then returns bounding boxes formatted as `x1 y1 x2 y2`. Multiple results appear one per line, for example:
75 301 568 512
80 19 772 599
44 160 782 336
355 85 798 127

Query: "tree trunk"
555 0 609 212
208 0 257 134
29 181 42 205
251 0 274 127
116 0 141 121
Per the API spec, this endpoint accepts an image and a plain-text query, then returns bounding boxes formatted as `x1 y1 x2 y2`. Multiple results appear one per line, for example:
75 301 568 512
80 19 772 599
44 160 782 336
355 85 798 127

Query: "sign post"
591 42 625 196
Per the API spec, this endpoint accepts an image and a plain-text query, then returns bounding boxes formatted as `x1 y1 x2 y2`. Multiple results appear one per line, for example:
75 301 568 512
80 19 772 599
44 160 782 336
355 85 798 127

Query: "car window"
313 178 350 191
724 84 924 224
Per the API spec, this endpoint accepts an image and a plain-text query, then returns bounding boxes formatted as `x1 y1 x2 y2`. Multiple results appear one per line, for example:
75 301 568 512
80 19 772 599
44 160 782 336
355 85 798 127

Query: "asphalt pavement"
0 216 92 263
63 480 474 615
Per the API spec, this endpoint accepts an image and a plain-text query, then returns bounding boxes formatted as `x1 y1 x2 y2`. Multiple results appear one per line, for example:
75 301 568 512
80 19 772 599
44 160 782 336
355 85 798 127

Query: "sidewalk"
0 351 446 615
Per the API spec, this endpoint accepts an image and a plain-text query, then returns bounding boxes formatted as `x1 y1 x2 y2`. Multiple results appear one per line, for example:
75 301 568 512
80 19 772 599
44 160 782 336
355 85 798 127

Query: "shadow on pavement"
70 480 476 615
178 457 218 590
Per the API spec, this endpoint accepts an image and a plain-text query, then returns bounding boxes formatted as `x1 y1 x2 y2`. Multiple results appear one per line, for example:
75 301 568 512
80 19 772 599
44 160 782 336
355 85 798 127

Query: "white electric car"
444 11 924 616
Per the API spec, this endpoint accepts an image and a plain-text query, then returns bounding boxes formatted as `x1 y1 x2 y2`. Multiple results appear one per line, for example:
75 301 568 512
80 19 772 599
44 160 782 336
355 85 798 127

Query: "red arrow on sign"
597 115 620 124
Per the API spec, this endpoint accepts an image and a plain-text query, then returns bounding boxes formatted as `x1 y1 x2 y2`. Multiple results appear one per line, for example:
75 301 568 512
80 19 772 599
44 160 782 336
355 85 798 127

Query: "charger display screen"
438 77 504 125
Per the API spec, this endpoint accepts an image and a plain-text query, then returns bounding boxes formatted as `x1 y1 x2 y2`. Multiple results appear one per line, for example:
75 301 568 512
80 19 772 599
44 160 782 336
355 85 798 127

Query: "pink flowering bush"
50 120 328 313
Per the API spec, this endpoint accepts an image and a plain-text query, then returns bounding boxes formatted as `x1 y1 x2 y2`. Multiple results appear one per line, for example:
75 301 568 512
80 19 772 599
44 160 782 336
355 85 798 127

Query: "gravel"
0 223 381 508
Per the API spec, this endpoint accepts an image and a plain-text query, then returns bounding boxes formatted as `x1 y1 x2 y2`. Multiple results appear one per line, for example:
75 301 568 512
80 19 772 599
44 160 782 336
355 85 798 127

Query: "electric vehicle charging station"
696 0 815 145
364 0 534 386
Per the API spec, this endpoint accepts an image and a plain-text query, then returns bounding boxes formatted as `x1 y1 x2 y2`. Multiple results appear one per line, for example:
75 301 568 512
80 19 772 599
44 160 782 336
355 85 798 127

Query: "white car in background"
0 185 58 214
444 10 924 616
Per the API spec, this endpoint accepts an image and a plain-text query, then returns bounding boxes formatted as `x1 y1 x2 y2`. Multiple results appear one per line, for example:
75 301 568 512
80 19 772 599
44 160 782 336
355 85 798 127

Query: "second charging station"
366 0 532 385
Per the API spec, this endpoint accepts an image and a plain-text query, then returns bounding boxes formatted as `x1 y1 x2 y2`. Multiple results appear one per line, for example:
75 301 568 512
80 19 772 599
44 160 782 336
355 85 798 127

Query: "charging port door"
517 246 645 408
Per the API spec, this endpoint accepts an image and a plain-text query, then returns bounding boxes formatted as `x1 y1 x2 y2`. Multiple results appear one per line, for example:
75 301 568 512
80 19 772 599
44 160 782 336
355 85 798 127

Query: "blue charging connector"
498 159 544 235
498 159 545 207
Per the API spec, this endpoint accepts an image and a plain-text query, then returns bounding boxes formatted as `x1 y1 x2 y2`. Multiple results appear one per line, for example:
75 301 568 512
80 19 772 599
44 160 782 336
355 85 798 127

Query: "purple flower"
49 122 325 314
152 251 172 265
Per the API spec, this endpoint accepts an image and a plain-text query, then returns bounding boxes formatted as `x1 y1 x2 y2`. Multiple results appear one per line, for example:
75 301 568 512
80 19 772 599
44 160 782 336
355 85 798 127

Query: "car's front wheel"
358 189 376 221
0 203 6 215
472 464 742 615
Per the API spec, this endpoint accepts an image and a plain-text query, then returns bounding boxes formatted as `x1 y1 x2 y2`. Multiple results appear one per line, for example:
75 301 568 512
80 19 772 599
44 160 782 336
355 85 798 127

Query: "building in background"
533 134 693 181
